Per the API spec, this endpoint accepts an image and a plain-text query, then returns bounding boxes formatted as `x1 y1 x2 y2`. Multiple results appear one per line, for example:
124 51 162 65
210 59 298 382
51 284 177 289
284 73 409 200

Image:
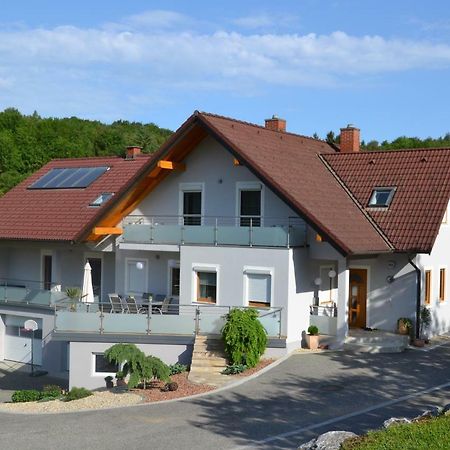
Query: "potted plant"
104 375 114 389
306 325 320 350
115 370 127 387
397 317 412 335
414 306 432 347
65 287 82 311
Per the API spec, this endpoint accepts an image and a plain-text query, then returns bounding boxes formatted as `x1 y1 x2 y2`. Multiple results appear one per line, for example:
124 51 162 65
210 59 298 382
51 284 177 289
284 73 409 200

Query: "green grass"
342 415 450 450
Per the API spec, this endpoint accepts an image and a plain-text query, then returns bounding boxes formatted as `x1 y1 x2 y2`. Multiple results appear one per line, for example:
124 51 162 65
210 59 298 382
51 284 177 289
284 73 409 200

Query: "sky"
0 0 450 141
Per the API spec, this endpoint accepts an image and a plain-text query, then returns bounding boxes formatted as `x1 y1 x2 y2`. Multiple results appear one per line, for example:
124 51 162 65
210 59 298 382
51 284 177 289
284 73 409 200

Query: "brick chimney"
339 125 360 152
126 146 142 159
265 115 286 132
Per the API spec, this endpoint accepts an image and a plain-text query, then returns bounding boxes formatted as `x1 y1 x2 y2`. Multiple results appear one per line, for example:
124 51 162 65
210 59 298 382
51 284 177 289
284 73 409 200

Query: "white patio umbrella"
81 262 95 303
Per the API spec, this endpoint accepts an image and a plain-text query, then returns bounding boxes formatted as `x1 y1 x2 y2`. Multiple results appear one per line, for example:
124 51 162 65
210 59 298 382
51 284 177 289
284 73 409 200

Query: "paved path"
1 344 450 450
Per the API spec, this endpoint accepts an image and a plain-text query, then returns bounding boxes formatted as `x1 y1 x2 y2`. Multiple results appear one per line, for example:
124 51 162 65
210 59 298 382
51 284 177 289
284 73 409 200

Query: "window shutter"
247 274 271 304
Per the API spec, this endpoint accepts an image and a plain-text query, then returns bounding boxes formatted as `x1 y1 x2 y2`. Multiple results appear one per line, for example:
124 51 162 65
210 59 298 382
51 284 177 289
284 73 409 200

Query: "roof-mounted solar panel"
29 167 109 189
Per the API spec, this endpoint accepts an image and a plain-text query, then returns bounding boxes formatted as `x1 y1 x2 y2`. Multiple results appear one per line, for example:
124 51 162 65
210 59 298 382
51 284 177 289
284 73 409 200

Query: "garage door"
3 315 42 365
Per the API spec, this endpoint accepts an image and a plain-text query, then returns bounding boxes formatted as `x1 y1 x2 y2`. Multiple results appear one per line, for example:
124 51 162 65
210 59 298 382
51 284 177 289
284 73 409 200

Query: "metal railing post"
53 304 57 331
150 217 154 243
249 218 253 247
195 306 200 335
278 308 282 338
99 304 104 334
146 305 151 335
214 217 218 246
287 225 291 248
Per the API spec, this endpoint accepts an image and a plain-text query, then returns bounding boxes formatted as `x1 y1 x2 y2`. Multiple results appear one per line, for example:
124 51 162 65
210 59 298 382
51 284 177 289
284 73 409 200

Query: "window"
90 192 114 207
440 268 446 302
170 266 180 297
183 191 202 225
29 167 109 189
94 354 118 374
240 189 261 226
368 188 396 207
197 272 216 303
42 254 52 291
425 270 432 305
247 273 271 307
126 259 148 296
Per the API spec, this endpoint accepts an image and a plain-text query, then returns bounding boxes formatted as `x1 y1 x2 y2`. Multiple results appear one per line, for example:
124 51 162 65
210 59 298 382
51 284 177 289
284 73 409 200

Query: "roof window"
368 188 396 208
90 192 114 207
29 167 109 189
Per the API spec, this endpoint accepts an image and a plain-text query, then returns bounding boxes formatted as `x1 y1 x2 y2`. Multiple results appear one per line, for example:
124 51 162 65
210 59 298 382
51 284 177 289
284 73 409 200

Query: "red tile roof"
324 148 450 253
0 155 152 241
197 113 390 255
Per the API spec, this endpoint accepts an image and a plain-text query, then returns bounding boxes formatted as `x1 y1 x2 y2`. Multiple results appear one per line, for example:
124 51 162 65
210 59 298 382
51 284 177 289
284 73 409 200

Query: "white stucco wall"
69 341 192 390
131 136 300 222
418 217 450 335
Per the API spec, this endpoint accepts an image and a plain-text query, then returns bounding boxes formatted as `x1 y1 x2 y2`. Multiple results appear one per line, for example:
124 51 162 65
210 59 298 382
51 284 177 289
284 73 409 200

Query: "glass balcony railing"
122 215 306 248
0 278 67 308
53 303 283 338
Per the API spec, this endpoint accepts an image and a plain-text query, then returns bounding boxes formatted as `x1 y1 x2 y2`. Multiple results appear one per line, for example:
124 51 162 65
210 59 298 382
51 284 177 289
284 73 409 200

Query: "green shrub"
169 363 188 375
11 390 42 403
308 325 319 335
41 385 62 400
222 364 247 375
105 343 170 388
63 387 92 402
221 308 267 368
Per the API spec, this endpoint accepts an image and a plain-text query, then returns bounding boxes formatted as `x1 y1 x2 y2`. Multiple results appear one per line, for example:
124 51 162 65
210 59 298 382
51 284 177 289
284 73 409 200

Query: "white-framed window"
125 258 148 296
179 182 204 226
236 182 264 227
192 264 219 304
168 260 180 297
92 353 119 376
40 250 53 291
439 267 446 302
244 267 273 308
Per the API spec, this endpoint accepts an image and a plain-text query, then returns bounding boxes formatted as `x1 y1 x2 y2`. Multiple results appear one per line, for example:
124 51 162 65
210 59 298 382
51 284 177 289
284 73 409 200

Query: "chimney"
126 146 142 159
339 125 360 152
265 115 286 132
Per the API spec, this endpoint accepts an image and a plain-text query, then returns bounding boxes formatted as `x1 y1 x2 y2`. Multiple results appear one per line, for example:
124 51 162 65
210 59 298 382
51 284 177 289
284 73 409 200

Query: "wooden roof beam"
157 160 186 171
92 227 123 236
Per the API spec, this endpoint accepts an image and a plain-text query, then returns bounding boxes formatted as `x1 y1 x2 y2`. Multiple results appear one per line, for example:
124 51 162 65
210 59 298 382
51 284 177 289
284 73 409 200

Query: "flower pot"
116 379 127 387
413 338 425 347
105 380 114 389
397 323 410 335
306 334 320 350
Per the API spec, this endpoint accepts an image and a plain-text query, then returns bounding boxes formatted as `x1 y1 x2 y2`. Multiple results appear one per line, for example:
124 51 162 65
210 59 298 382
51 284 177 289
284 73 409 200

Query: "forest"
0 107 449 196
0 108 172 195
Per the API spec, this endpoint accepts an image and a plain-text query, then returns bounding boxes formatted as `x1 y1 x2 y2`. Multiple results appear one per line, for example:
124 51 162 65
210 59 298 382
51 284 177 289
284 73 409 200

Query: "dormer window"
90 192 114 207
368 188 395 208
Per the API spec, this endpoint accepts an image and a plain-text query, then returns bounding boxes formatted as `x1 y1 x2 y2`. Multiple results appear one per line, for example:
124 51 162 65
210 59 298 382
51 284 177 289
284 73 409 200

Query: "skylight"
29 167 109 189
368 187 396 207
90 192 114 207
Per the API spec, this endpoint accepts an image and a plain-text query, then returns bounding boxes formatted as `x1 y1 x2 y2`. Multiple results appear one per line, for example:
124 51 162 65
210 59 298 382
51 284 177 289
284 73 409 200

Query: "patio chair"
152 296 171 315
125 296 146 314
108 293 124 313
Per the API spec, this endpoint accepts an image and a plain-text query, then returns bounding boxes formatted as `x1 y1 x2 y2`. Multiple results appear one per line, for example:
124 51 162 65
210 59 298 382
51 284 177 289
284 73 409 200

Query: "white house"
1 111 450 388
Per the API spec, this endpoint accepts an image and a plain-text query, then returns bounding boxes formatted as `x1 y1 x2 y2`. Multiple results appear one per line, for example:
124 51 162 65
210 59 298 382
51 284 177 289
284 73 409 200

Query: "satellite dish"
24 319 38 331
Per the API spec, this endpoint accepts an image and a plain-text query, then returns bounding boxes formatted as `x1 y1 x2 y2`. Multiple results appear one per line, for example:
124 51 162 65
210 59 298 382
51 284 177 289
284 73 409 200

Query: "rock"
414 406 442 420
383 417 411 428
298 431 357 449
443 403 450 415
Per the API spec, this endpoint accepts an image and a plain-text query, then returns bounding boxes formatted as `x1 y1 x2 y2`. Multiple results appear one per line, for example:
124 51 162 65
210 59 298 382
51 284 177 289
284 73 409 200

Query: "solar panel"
29 167 109 189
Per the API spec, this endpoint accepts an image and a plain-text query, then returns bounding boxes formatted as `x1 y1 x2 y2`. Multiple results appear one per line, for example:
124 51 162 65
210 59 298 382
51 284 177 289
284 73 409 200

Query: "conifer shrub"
63 387 92 402
221 308 267 368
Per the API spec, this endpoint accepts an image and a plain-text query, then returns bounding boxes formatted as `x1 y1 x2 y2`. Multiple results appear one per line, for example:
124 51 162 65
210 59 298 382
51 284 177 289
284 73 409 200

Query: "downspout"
408 256 421 339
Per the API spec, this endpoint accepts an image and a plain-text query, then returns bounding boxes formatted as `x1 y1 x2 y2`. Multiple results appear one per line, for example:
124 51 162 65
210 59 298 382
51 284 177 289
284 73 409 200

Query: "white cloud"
233 13 300 30
0 11 449 120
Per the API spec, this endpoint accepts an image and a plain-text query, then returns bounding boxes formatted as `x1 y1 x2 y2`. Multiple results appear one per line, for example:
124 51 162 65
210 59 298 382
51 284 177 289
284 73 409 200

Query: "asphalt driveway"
1 344 450 450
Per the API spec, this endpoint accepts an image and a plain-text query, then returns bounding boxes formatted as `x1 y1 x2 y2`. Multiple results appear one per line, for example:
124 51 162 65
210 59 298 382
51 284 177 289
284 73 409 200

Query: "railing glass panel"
102 313 148 334
150 314 196 335
55 311 101 333
258 310 281 337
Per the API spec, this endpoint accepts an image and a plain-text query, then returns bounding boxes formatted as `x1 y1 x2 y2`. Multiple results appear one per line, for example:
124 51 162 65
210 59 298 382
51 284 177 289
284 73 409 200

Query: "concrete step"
192 350 227 358
345 334 409 346
191 358 228 368
344 343 406 354
189 366 226 374
193 342 224 350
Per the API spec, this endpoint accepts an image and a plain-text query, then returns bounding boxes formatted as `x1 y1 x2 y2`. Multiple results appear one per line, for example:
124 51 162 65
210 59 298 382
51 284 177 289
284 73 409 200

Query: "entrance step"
188 335 230 387
344 330 408 354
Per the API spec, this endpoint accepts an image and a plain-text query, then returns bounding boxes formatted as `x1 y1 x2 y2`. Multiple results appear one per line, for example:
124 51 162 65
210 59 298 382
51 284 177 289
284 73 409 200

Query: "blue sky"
1 0 450 141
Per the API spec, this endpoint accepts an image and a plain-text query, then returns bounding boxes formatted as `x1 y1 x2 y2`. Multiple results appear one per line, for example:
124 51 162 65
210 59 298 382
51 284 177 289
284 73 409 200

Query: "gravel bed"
0 391 143 414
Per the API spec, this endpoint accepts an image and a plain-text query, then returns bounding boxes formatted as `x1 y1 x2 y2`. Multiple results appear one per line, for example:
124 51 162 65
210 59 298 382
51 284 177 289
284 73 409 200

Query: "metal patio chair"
108 293 124 313
125 296 146 314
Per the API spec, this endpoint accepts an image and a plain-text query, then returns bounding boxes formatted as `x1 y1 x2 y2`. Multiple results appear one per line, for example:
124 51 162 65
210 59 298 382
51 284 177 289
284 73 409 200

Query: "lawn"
342 415 450 450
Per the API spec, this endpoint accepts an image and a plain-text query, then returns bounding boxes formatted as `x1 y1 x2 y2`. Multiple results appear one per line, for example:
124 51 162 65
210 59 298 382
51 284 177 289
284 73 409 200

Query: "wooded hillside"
0 108 172 195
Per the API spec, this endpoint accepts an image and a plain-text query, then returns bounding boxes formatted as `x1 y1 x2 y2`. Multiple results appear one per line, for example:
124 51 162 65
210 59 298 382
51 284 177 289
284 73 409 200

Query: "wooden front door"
348 269 367 328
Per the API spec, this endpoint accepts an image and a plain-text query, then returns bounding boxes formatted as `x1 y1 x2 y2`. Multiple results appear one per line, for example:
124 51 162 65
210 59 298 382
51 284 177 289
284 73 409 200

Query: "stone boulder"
298 431 358 450
415 406 441 420
383 417 411 428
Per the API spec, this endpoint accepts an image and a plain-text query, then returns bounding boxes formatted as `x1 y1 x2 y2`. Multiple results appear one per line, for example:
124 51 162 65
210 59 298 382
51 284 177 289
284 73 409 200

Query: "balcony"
122 215 306 248
53 303 283 338
0 279 67 309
